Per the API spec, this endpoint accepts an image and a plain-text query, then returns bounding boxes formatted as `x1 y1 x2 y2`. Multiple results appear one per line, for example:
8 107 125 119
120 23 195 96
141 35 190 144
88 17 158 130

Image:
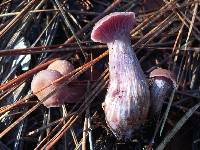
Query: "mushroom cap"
91 12 136 43
150 68 176 86
31 70 66 107
47 60 74 76
31 69 85 107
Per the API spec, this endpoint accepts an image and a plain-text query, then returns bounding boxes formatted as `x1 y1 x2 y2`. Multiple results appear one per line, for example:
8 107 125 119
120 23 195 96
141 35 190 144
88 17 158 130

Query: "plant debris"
0 0 200 150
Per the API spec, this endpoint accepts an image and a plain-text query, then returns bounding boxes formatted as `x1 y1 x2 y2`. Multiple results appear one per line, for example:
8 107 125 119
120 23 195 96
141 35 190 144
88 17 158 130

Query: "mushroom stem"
105 36 150 139
150 79 173 115
108 38 144 81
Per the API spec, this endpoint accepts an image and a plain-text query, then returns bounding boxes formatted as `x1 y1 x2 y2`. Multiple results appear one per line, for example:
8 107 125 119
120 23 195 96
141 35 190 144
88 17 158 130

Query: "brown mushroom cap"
91 12 136 43
150 68 176 86
31 70 66 107
47 60 74 76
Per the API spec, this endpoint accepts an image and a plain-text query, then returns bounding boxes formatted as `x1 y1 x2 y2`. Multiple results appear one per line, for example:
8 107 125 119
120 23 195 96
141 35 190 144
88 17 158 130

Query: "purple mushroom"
47 59 74 76
31 70 67 108
149 68 176 115
91 12 150 139
31 60 85 107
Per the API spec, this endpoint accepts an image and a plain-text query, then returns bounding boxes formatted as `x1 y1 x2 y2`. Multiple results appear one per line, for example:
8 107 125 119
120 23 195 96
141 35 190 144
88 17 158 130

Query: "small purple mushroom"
31 70 67 108
31 60 85 107
149 68 176 115
47 60 74 76
47 60 85 103
91 12 150 139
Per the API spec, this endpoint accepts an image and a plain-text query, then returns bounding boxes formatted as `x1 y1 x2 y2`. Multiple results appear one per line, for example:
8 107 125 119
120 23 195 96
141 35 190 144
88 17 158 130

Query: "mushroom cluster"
31 60 84 108
91 12 176 139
